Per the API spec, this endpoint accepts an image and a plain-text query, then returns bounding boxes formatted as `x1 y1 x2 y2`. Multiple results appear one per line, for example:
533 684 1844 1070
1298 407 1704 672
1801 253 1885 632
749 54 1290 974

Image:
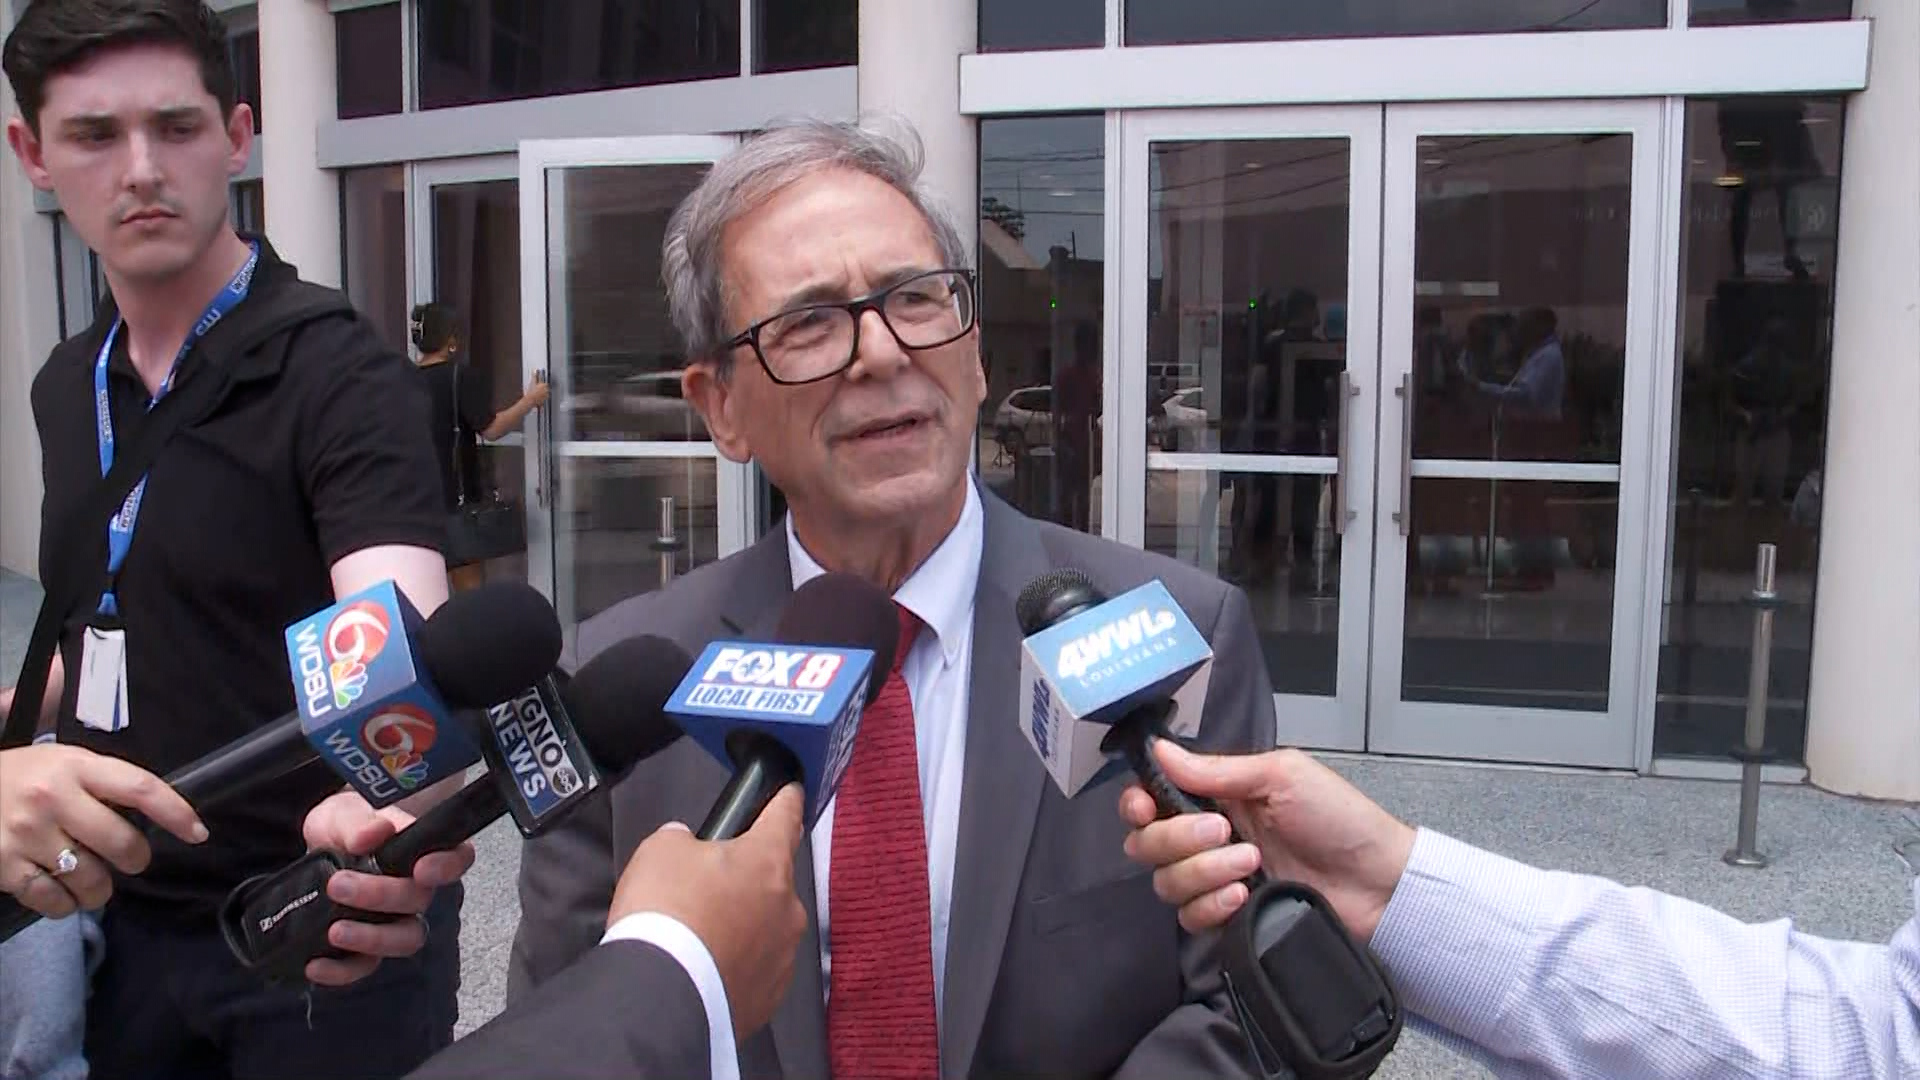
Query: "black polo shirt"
31 236 448 925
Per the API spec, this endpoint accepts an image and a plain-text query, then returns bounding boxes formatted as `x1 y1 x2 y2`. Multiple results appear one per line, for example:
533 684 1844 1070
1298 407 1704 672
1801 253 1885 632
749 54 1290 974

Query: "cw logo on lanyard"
75 242 261 734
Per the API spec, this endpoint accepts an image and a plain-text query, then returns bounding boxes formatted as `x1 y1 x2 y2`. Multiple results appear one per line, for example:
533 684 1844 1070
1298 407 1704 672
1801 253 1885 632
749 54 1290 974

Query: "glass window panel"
755 0 856 72
340 166 410 357
1146 137 1352 458
337 4 404 119
551 165 712 443
417 0 738 111
1146 468 1343 696
231 179 265 235
559 458 720 625
980 0 1105 52
1125 0 1664 46
977 116 1104 533
1403 477 1619 710
1690 0 1851 26
1653 96 1845 766
430 178 527 435
1409 134 1633 466
229 29 261 132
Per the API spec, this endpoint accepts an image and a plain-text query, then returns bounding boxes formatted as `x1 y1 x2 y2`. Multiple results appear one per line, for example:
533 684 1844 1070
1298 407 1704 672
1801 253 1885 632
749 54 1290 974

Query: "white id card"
76 626 129 733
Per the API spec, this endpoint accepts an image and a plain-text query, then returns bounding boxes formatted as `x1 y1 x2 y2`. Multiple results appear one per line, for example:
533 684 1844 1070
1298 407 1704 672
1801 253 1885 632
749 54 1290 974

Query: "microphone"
1017 570 1404 1079
218 634 694 983
289 579 561 807
668 572 898 840
1013 570 1215 802
0 580 561 945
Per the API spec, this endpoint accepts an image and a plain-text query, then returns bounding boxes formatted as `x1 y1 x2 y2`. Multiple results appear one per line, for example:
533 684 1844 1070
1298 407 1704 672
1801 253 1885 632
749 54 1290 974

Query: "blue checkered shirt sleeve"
1368 829 1920 1079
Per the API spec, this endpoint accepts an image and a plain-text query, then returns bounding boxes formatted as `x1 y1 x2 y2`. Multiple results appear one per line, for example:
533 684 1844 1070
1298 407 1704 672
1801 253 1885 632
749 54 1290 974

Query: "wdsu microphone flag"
1019 580 1213 798
285 580 483 808
666 642 876 828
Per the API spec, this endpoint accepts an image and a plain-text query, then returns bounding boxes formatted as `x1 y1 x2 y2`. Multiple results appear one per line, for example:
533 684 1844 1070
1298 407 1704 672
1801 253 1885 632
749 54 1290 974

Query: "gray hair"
662 114 973 366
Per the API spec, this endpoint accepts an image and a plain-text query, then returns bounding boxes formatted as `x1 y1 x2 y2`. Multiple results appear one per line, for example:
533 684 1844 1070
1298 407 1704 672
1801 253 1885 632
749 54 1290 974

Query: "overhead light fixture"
1713 175 1745 188
1048 189 1075 197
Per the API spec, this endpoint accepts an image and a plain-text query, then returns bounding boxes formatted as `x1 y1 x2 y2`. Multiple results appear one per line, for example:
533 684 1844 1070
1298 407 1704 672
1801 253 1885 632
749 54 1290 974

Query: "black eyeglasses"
723 268 977 386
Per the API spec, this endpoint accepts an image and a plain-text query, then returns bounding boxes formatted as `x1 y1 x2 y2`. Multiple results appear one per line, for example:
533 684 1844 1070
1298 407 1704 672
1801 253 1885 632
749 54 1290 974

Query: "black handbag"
443 363 527 568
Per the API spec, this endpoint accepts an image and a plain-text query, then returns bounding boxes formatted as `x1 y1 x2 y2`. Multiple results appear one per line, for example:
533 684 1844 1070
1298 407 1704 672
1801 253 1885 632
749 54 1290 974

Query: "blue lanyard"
94 241 260 617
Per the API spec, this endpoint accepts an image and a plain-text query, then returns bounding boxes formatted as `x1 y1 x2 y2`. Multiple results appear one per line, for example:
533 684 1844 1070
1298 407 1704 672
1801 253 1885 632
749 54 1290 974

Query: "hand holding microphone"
610 785 809 1039
1016 569 1402 1080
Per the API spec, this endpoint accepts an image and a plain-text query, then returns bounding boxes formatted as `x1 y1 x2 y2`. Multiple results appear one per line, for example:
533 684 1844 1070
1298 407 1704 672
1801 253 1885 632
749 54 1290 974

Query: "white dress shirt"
1370 827 1920 1078
602 912 739 1080
786 479 983 1031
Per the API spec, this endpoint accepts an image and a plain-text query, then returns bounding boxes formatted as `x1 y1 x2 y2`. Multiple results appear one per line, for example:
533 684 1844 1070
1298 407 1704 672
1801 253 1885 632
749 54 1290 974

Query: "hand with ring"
0 744 208 918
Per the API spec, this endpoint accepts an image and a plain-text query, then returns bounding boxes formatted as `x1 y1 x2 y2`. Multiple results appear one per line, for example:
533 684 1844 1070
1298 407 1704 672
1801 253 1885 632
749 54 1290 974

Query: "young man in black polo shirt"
0 2 478 1076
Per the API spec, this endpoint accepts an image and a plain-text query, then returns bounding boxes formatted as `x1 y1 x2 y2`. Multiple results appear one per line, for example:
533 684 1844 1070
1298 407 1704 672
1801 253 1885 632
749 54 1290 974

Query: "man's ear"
682 360 753 464
6 116 54 192
225 104 254 178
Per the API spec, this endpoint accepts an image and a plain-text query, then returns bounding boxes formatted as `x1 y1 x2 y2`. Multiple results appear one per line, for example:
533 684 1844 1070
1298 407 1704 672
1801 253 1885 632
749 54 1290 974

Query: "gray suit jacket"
507 490 1277 1079
413 941 709 1080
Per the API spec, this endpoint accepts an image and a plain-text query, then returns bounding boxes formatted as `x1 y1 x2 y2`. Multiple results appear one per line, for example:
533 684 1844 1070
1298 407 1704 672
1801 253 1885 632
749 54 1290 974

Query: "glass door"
412 157 531 584
1120 107 1385 752
517 137 759 648
1366 101 1665 768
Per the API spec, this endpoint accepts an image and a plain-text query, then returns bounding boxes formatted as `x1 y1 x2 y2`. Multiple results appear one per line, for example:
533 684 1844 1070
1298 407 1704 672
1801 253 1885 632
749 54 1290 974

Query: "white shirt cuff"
602 912 740 1080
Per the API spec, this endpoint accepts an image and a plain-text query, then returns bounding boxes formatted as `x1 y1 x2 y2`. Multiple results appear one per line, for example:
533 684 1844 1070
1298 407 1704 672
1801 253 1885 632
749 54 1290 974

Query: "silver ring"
51 848 80 878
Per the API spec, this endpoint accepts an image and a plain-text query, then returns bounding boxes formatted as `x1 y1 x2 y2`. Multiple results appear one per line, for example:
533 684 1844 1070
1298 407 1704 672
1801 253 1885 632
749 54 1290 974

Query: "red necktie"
827 604 940 1080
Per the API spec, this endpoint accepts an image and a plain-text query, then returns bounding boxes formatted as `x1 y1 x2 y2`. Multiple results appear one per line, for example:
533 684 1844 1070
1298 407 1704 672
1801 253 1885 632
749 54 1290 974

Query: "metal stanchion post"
1725 542 1780 869
649 496 686 588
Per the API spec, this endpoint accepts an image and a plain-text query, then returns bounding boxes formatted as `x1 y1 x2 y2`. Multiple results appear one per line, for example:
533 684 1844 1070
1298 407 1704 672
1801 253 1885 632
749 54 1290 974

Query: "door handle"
535 368 552 511
1334 371 1358 536
1392 374 1413 536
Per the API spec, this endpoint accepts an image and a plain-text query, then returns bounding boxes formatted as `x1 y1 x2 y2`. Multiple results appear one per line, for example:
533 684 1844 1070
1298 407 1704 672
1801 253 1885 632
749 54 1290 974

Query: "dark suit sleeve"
408 941 709 1080
506 620 625 1001
1115 584 1277 1079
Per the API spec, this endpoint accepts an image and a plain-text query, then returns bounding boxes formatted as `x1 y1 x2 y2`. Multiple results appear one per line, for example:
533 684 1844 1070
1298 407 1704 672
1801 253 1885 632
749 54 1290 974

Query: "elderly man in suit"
507 115 1277 1080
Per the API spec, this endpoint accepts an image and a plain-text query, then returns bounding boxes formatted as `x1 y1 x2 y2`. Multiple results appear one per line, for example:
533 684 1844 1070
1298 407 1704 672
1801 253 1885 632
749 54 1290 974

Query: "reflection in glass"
980 0 1105 51
977 116 1104 533
341 167 410 356
1145 137 1351 590
431 180 526 504
1403 478 1617 711
1146 469 1341 697
1653 97 1844 766
549 165 712 442
559 458 720 625
1126 0 1662 46
1409 135 1632 466
417 0 737 111
336 4 404 119
1690 0 1850 25
755 0 856 72
230 180 265 236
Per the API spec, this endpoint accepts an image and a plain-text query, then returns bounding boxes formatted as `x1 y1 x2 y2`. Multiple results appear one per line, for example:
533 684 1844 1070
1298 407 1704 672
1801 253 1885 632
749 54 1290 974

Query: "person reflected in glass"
1730 314 1799 515
410 302 550 590
1052 320 1100 532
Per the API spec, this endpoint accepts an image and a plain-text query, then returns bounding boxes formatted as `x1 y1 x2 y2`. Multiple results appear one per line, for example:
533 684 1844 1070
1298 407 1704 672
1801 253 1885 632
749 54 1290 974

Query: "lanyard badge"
78 242 261 734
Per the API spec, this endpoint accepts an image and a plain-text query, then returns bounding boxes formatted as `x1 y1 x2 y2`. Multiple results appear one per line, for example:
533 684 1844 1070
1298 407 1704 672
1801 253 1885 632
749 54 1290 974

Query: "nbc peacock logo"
324 602 392 710
362 704 439 789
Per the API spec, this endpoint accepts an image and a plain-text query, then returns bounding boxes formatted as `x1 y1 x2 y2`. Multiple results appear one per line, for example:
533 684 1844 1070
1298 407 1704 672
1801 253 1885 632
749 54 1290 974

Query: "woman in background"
411 302 549 591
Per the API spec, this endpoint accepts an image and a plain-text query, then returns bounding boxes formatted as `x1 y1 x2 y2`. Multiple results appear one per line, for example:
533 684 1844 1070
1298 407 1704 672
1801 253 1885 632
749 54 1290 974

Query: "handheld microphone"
1016 570 1403 1080
0 581 561 945
288 580 560 807
219 634 693 983
1014 570 1215 801
668 572 898 840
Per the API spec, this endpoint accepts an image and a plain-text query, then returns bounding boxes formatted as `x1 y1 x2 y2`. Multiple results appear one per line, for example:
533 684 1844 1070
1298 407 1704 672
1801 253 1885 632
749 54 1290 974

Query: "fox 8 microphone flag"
284 580 483 808
1019 580 1213 798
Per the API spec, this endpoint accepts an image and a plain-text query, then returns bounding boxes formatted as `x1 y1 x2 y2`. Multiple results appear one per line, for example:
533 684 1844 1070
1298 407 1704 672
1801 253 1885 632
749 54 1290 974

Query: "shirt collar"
785 478 983 667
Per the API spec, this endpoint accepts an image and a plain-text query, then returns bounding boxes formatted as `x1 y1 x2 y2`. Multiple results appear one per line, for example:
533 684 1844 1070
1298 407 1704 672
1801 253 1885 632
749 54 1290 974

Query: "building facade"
2 0 1915 799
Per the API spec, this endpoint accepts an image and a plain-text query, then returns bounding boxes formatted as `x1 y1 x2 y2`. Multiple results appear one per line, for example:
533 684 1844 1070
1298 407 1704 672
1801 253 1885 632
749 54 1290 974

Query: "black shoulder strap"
1 287 356 749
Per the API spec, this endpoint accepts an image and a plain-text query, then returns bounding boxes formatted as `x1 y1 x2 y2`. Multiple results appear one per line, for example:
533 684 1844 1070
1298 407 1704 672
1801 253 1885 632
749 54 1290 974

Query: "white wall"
258 0 341 286
859 0 979 268
0 58 55 580
1804 0 1920 801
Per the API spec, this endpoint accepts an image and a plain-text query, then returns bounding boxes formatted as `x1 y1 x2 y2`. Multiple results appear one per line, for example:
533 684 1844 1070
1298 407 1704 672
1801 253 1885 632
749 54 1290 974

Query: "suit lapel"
714 531 831 1079
939 494 1052 1080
